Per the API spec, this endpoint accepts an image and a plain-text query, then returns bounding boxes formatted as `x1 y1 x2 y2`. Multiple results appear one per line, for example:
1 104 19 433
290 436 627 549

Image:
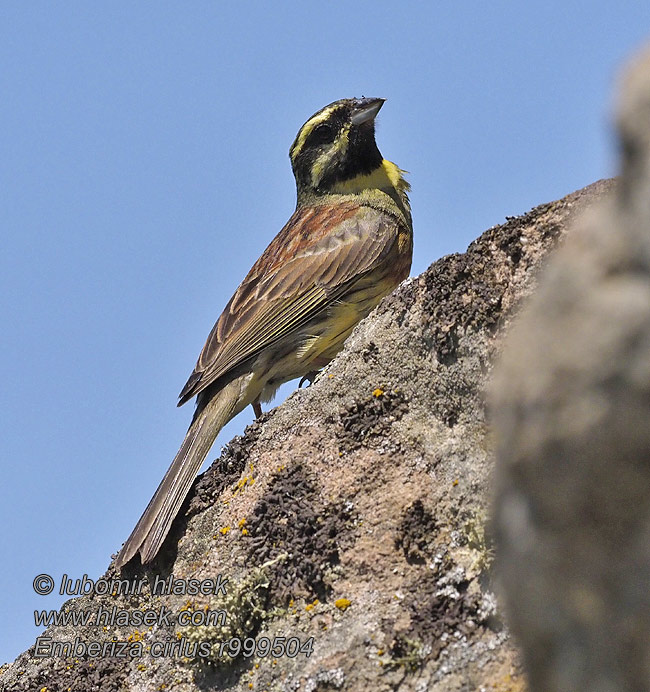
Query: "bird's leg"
252 398 263 418
299 370 319 388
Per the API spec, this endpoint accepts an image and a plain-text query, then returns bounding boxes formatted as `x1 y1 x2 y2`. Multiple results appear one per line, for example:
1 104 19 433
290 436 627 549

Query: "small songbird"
115 97 412 568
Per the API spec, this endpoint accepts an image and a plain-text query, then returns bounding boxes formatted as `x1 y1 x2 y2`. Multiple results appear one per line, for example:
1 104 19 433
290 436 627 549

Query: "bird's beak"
351 97 386 126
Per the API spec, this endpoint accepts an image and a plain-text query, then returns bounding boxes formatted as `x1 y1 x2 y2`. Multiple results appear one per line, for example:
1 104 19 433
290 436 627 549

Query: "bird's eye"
309 123 335 146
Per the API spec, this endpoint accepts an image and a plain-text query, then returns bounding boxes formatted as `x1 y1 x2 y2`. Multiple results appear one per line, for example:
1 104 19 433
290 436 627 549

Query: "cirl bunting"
116 97 413 568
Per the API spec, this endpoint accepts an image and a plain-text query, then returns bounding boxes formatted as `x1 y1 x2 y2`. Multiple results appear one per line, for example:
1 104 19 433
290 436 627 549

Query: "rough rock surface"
492 47 650 692
0 179 612 692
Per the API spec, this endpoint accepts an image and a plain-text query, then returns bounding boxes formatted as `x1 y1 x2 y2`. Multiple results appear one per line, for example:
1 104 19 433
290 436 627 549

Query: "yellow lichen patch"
219 526 231 535
334 598 351 611
128 630 145 642
233 471 256 496
372 387 384 398
305 598 320 612
452 479 459 486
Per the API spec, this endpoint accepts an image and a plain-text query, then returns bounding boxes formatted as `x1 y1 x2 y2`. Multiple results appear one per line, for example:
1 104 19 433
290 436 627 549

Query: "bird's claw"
299 371 319 388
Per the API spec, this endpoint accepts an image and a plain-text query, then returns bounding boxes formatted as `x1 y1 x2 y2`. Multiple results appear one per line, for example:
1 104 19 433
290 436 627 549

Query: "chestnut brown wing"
178 203 401 405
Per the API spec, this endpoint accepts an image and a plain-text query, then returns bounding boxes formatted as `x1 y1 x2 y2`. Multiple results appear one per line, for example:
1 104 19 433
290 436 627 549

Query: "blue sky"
1 1 648 665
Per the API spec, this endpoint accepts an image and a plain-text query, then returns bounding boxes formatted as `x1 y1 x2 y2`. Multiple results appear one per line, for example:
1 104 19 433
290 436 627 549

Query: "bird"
115 96 412 568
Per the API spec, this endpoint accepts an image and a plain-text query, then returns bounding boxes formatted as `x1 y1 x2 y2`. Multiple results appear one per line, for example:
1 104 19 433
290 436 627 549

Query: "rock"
492 46 650 692
1 184 612 690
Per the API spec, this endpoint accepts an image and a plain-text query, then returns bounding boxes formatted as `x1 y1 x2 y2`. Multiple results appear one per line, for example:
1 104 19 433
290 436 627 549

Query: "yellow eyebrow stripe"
290 105 339 160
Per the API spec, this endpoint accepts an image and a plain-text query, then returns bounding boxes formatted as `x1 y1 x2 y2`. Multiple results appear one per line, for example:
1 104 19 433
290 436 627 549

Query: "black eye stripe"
307 122 336 147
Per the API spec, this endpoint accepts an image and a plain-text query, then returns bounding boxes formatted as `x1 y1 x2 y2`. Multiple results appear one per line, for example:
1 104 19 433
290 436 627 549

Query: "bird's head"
289 97 386 202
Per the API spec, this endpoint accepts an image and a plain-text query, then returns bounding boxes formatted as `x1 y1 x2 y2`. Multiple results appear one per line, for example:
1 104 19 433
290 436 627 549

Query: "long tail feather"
115 379 242 568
